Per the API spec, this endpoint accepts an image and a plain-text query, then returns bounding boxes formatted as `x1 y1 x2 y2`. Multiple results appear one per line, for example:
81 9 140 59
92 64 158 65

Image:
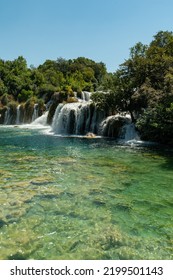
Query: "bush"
8 101 18 124
1 94 9 106
18 89 33 102
38 99 46 116
24 97 36 123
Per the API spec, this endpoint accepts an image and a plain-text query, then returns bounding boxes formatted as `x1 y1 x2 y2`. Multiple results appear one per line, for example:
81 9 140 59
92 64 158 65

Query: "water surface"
0 126 173 259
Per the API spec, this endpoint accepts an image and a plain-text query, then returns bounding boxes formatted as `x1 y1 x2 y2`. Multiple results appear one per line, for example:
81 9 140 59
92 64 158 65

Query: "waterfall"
4 107 11 125
51 103 66 133
1 93 140 141
121 123 140 142
51 102 139 138
99 114 126 138
51 102 104 135
31 111 48 126
16 105 21 125
81 91 91 101
99 113 139 141
32 104 39 122
124 123 139 142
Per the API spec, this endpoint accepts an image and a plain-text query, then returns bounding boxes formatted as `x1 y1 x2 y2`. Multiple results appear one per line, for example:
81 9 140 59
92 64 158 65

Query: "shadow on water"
126 141 173 170
161 156 173 170
151 146 173 170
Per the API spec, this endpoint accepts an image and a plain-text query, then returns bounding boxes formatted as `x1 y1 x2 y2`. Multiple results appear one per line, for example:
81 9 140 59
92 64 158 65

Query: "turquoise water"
0 126 173 260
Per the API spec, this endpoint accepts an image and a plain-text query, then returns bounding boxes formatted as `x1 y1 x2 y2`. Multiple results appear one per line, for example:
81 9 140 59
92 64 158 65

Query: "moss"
24 98 36 123
7 101 18 124
38 99 46 116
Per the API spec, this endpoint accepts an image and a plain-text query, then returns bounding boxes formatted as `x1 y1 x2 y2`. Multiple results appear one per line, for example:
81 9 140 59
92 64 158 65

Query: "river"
0 125 173 259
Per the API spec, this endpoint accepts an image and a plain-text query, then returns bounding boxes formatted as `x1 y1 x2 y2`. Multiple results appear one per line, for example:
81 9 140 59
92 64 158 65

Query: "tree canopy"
92 31 173 144
0 56 107 103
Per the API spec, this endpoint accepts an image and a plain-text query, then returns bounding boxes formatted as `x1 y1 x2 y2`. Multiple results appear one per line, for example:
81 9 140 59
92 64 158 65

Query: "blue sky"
0 0 173 72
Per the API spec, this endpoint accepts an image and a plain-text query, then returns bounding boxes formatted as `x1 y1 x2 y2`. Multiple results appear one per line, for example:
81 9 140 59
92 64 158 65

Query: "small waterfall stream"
4 107 11 125
121 123 140 142
32 104 39 122
31 111 49 126
16 105 21 125
81 91 91 102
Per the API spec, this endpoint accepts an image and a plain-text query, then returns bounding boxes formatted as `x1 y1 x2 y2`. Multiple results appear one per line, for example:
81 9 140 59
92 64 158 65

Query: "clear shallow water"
0 126 173 260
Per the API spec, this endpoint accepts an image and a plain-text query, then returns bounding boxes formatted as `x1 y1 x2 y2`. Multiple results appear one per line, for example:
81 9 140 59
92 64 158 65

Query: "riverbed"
0 126 173 259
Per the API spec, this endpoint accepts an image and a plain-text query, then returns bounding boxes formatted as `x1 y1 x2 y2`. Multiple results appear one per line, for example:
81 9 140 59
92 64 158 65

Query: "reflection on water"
0 126 173 260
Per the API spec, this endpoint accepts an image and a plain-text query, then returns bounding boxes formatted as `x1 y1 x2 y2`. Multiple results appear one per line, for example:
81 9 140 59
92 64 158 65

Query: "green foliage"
91 30 173 143
37 56 106 94
7 101 18 124
0 79 7 96
8 101 18 113
0 55 106 105
18 89 33 102
37 99 46 116
24 97 36 123
1 93 9 106
37 84 58 102
91 92 108 109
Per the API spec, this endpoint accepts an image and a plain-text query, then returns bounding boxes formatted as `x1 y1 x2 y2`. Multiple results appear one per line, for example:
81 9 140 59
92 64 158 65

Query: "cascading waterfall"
31 111 49 126
51 102 105 135
50 101 139 140
81 91 91 102
3 103 39 125
16 105 21 125
1 93 140 141
99 113 140 141
121 123 140 142
32 104 39 122
4 107 11 125
99 114 129 138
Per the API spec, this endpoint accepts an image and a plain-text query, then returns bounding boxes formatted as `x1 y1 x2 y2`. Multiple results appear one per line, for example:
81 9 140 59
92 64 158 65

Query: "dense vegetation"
0 56 107 123
92 31 173 145
0 30 173 144
0 56 106 103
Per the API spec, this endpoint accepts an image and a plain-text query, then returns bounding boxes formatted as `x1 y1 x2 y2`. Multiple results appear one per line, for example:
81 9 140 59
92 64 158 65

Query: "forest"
0 30 173 145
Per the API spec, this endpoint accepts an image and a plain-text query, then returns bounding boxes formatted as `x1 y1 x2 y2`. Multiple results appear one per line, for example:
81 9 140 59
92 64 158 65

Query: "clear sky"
0 0 173 72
